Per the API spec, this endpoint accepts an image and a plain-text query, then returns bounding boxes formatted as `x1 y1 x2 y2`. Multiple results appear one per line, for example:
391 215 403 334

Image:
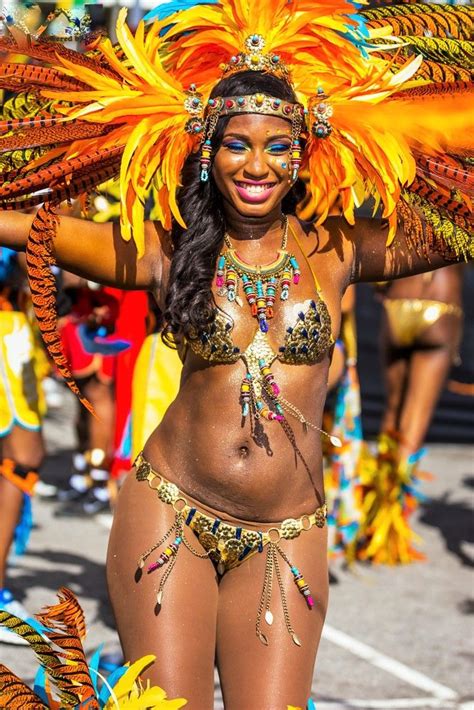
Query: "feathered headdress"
0 1 472 406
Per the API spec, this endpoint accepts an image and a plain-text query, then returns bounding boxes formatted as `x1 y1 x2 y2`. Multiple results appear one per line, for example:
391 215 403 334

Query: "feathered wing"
0 608 83 707
0 10 200 407
358 3 474 258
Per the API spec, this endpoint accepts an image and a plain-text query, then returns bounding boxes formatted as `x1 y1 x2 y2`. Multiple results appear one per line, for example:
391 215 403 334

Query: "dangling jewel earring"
288 108 303 182
290 139 301 181
200 139 212 182
199 111 219 182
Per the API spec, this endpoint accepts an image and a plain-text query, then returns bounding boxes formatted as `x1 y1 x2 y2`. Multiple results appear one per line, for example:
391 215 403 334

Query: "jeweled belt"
134 451 326 646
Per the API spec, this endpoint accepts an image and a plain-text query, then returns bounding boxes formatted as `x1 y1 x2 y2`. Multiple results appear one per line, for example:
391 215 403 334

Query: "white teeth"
237 183 273 193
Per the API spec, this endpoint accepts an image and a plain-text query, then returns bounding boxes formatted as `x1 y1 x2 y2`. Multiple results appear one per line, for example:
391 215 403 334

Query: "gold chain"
256 543 275 645
182 533 211 559
137 521 177 568
274 546 301 645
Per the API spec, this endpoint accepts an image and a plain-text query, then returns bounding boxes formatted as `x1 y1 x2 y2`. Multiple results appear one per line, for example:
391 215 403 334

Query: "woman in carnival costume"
356 264 465 565
0 246 47 646
0 1 472 706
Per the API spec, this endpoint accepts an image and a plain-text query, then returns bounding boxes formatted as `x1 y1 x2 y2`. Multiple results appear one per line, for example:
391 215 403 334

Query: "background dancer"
0 247 46 645
356 266 465 564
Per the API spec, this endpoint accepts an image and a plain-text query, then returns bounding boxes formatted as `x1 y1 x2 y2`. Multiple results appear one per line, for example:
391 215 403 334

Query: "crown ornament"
308 89 333 139
221 34 290 80
184 84 205 135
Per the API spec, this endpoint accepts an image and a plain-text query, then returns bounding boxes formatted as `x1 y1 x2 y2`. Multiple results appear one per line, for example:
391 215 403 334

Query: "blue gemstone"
186 508 197 525
302 328 308 338
287 327 293 334
212 518 221 534
301 345 308 354
298 311 305 320
279 346 286 352
291 346 296 353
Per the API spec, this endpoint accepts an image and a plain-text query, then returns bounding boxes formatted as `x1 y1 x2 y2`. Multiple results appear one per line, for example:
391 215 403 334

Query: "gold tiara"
206 93 305 122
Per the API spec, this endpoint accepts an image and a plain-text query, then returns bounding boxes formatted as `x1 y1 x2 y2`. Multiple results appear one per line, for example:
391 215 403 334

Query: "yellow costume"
0 311 45 435
383 298 462 348
131 334 182 459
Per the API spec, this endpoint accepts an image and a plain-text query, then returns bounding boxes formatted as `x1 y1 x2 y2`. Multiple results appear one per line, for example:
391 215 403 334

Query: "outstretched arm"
346 217 470 284
0 212 163 290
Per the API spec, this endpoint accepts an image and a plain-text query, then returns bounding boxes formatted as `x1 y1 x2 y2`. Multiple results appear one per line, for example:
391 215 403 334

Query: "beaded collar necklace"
216 216 301 334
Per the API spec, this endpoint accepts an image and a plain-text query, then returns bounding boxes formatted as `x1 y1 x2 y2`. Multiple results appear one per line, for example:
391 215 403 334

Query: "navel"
238 445 250 459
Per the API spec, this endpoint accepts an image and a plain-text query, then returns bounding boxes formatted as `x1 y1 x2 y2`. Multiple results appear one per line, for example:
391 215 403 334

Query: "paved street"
1 390 473 710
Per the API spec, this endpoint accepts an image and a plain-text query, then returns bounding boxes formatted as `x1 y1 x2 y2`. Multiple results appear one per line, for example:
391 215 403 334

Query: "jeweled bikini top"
187 218 338 444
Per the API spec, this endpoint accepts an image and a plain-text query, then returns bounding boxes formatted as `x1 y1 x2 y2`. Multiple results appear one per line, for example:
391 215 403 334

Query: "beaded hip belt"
135 451 327 646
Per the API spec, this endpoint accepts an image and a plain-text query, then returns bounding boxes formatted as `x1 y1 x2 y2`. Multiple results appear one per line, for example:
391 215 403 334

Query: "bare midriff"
143 355 331 522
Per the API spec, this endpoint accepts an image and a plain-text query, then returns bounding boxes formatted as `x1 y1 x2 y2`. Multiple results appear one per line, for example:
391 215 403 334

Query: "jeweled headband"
193 85 329 183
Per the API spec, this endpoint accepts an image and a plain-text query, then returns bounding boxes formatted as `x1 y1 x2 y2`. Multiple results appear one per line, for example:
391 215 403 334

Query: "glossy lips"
234 180 277 204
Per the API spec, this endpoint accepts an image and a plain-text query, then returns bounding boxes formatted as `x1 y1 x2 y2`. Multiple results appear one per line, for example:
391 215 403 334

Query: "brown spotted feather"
25 205 95 415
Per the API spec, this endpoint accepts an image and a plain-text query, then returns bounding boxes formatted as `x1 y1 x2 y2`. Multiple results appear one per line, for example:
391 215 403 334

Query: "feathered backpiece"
0 587 187 709
0 1 472 405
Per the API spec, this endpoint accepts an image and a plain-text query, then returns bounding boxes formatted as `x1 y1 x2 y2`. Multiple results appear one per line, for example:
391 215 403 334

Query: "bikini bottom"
383 298 462 349
134 451 327 646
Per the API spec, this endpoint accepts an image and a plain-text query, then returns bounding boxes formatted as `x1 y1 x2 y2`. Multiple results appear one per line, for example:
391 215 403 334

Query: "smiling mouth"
234 181 277 203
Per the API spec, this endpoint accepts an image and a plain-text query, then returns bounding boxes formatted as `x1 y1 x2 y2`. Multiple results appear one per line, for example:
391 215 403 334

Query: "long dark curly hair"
163 71 306 346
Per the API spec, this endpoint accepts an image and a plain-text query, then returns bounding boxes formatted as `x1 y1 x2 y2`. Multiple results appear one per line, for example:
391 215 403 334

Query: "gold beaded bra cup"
188 217 340 446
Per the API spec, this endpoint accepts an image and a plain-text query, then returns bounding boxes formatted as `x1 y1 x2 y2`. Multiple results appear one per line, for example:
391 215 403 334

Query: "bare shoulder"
291 216 355 289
